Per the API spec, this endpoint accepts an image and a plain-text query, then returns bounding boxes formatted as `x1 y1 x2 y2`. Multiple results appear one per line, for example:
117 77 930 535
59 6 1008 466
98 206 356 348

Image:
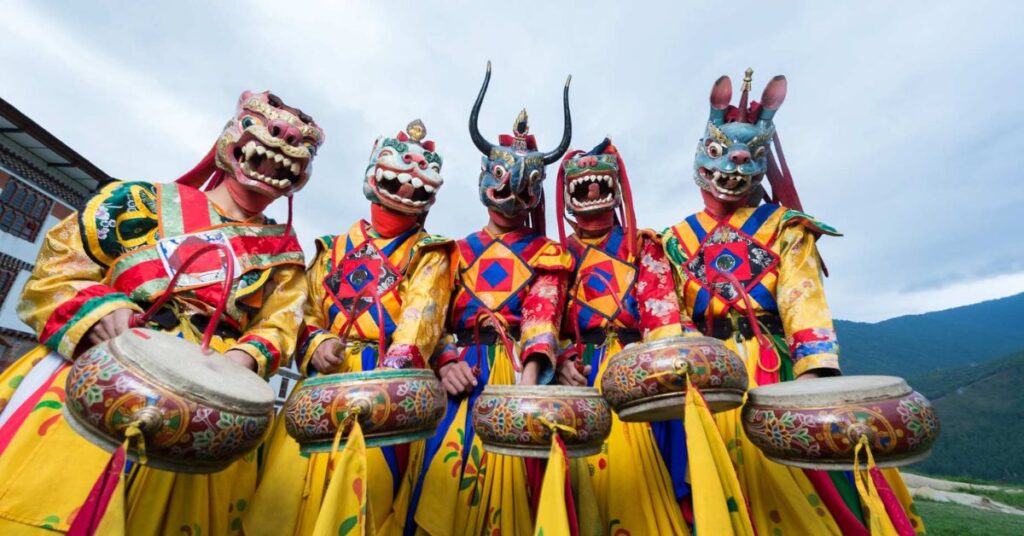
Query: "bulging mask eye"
529 169 541 183
753 146 767 159
241 116 256 129
705 140 724 158
492 164 507 180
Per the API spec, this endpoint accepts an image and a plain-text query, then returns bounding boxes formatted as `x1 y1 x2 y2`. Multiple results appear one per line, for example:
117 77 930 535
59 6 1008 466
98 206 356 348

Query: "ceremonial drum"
600 336 748 422
64 328 276 473
472 385 612 458
284 368 447 453
741 375 940 470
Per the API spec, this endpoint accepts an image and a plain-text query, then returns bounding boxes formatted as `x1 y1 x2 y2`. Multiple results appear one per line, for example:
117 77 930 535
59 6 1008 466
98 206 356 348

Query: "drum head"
111 329 275 411
747 375 910 407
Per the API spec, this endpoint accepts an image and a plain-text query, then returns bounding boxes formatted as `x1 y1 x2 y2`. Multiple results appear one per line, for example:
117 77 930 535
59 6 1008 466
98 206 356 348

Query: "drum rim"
616 389 745 421
297 425 442 453
62 405 237 474
763 448 932 471
480 384 604 397
302 368 439 387
745 375 911 407
613 334 723 355
478 440 603 458
107 329 276 413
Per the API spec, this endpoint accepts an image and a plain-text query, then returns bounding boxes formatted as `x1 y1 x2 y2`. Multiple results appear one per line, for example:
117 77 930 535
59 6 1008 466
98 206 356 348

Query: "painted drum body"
64 328 276 473
600 335 748 422
742 375 941 470
472 385 612 458
284 368 447 453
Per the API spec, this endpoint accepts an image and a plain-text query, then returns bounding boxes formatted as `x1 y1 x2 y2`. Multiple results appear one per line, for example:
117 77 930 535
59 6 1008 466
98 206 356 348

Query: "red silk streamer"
526 457 545 518
67 446 127 536
765 132 803 212
803 470 869 536
558 435 581 536
870 469 917 536
131 242 235 352
713 268 780 385
607 144 637 260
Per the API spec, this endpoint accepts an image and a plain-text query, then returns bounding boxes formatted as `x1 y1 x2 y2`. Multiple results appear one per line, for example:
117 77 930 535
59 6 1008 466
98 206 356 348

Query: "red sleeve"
521 270 568 367
636 235 697 339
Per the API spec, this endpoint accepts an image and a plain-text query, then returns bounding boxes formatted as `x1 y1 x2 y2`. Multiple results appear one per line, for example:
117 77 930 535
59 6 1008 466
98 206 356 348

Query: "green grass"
917 499 1024 535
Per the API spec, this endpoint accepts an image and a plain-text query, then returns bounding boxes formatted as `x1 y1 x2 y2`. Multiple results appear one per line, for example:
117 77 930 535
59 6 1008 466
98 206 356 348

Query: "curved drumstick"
132 242 235 353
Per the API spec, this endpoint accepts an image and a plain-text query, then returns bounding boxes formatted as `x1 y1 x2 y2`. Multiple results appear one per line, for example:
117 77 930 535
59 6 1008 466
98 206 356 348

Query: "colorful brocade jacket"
661 203 842 377
435 227 574 374
296 220 452 373
563 225 697 345
17 181 306 378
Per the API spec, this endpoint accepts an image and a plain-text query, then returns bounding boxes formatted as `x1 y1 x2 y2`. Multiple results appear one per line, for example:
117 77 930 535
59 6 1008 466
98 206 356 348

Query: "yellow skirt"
715 337 925 535
244 346 423 536
411 343 534 536
585 338 690 536
0 330 259 535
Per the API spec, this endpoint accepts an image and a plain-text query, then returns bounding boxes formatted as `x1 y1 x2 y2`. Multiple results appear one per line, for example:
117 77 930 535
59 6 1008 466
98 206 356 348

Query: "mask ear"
238 90 254 107
758 75 787 126
709 76 732 125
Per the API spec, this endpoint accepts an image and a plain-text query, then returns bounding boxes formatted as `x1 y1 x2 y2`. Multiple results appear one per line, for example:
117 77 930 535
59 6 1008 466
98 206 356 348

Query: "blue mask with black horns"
469 62 572 217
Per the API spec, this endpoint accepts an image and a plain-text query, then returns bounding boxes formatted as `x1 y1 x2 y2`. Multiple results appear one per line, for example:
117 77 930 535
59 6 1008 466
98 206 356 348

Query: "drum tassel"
123 420 147 465
853 436 915 536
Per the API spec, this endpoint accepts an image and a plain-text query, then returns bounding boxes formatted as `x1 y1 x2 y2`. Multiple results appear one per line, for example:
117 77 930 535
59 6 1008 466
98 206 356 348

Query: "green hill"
835 292 1024 377
906 350 1024 484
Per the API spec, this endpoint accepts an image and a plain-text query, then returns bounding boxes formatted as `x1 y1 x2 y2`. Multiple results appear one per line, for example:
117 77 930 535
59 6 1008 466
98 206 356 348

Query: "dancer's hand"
82 308 135 347
557 360 591 387
311 338 345 373
796 370 822 381
225 349 258 372
439 361 477 396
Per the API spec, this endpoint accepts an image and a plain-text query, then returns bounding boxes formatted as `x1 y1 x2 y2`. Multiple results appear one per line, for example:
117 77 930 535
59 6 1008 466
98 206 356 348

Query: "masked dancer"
245 120 453 535
407 63 574 536
0 91 322 535
660 69 923 535
555 138 756 535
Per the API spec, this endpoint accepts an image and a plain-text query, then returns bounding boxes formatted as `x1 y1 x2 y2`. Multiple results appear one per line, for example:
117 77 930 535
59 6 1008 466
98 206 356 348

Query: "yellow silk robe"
0 181 305 535
245 220 452 536
662 204 924 535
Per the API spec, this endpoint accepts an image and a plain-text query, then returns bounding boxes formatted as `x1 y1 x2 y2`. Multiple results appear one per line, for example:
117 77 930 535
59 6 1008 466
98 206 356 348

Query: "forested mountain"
835 292 1024 377
907 350 1024 483
827 292 1024 482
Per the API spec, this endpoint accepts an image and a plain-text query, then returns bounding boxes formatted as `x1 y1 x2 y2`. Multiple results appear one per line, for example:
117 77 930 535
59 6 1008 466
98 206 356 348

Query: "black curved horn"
542 74 573 165
469 61 495 156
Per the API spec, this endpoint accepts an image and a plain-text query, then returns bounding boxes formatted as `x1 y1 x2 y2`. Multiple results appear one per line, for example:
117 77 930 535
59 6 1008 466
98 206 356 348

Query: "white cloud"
2 0 1022 321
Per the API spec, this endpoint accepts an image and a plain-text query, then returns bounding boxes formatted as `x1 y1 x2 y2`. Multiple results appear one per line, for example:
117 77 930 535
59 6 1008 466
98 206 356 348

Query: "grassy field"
917 499 1024 535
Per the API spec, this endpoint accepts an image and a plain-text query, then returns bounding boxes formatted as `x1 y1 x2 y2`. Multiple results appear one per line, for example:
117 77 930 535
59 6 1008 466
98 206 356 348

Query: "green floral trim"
780 209 841 237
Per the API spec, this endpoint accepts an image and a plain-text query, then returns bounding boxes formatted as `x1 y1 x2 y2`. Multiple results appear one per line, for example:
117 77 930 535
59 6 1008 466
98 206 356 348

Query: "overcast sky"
2 1 1022 322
